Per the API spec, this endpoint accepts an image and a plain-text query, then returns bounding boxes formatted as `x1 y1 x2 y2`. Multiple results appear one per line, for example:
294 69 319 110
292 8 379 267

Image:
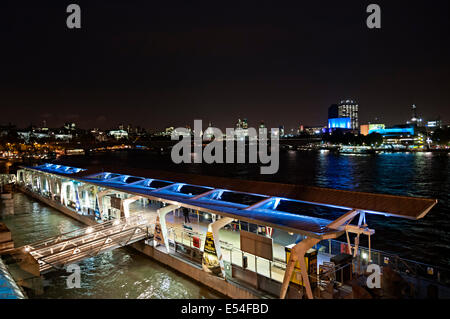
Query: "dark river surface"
1 149 449 298
54 150 450 268
1 192 222 299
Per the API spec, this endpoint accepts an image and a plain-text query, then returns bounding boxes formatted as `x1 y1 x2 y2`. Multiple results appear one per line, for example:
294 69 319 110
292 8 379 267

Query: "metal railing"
314 238 450 287
219 245 287 283
18 215 153 273
17 176 450 289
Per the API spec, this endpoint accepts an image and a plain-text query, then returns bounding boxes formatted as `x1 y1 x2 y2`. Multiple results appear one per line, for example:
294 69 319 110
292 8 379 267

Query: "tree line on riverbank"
322 131 383 146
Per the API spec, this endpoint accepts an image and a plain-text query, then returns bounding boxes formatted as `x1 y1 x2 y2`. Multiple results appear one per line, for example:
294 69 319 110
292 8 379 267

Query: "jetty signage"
201 232 221 276
192 236 200 249
154 216 165 247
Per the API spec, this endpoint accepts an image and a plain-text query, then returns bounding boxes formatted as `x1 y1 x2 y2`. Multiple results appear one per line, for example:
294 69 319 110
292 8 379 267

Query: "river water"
54 150 450 268
0 192 222 299
1 150 449 298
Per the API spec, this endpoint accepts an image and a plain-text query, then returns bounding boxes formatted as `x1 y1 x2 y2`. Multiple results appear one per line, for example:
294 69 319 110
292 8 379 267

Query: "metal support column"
156 204 180 253
207 217 234 278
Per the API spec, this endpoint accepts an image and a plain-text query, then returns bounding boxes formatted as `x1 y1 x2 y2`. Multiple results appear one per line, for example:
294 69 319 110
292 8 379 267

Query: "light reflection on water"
1 193 222 299
54 150 450 268
4 150 449 276
313 152 450 266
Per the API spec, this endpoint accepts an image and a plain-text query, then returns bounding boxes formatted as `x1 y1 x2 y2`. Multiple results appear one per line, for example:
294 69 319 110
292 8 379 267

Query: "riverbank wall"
0 223 14 254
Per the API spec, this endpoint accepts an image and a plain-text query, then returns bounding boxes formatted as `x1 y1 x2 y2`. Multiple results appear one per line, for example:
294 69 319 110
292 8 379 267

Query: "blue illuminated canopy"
23 163 438 237
33 163 86 175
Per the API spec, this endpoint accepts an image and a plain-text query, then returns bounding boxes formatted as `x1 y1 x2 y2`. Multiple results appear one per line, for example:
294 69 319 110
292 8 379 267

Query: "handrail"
15 214 153 273
21 215 147 252
38 225 150 272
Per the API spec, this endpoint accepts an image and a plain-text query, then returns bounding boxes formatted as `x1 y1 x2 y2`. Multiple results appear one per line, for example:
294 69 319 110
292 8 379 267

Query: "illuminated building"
41 120 49 132
234 128 248 140
328 100 359 131
63 122 76 131
426 119 442 133
304 126 326 135
369 125 414 136
109 129 128 140
173 127 191 138
360 123 385 136
427 120 441 128
369 124 423 147
407 104 424 127
234 118 250 139
54 133 73 141
360 125 369 136
242 118 248 129
91 129 108 142
203 122 214 140
328 117 351 130
235 118 249 130
17 131 49 142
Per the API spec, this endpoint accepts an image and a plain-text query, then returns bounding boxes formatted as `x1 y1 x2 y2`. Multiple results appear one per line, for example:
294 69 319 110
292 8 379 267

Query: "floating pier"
9 162 447 299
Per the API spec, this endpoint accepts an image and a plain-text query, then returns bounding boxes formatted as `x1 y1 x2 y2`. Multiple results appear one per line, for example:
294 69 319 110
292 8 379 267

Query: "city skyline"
1 101 444 134
1 1 449 130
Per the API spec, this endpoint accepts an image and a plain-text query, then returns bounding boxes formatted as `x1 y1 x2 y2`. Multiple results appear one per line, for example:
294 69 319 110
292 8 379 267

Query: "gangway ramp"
18 215 152 273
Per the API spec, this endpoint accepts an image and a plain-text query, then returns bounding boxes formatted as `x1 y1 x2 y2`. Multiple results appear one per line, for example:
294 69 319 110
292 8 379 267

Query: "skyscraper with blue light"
328 99 359 132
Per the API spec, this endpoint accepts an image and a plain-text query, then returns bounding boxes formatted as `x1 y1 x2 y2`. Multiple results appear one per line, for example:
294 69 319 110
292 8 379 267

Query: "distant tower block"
411 104 418 122
408 104 423 126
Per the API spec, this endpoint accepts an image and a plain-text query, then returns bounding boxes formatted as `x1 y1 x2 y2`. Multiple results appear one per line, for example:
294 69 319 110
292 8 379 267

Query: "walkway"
128 200 331 283
19 214 151 273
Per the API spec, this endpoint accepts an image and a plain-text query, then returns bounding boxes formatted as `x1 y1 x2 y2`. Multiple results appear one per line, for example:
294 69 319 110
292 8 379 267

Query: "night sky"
1 0 449 131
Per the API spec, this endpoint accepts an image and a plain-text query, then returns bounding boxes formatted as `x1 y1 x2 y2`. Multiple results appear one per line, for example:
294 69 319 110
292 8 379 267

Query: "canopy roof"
22 164 438 239
30 163 86 175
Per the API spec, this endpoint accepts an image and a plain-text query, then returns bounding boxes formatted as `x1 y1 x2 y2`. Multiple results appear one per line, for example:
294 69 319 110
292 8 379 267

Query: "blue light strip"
33 163 86 175
328 117 351 129
29 163 397 231
369 127 415 136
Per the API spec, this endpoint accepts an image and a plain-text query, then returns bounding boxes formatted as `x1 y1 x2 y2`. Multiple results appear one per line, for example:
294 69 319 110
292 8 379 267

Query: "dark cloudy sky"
1 0 449 130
